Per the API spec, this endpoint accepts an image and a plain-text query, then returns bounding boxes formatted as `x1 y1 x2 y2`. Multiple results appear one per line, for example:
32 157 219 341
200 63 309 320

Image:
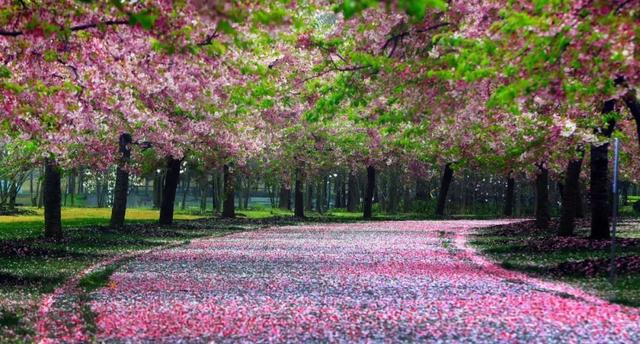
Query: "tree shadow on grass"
0 271 67 288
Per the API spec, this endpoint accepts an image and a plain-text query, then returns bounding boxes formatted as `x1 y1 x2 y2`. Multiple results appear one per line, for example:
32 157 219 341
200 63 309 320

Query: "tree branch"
381 22 452 55
614 0 634 14
0 19 129 37
298 65 370 84
197 30 219 47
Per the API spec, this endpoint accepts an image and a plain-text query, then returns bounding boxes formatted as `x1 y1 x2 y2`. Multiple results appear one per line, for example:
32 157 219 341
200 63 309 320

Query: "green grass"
0 312 20 327
78 265 120 293
0 207 202 240
471 220 640 307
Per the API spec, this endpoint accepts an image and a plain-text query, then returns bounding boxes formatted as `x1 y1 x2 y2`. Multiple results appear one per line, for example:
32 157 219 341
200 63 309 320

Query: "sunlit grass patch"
0 207 203 240
0 207 202 224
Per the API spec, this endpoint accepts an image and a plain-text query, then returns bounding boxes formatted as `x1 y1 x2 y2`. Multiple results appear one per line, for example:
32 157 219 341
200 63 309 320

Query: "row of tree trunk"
41 92 639 240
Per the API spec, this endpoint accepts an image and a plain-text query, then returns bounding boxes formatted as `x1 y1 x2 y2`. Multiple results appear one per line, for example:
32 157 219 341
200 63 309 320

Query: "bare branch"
197 30 219 47
381 22 452 56
0 19 129 37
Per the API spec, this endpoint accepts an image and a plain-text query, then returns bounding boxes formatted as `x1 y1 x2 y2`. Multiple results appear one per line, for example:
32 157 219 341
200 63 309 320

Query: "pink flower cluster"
84 221 640 342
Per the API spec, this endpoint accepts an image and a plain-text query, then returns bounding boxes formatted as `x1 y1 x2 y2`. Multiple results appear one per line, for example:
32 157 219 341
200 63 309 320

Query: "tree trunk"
590 142 611 239
242 175 250 210
315 177 323 213
159 157 181 225
324 175 330 210
576 181 585 218
558 182 564 201
503 174 515 216
77 169 85 196
37 170 44 208
623 89 640 144
8 178 20 211
278 183 290 209
181 168 191 210
305 183 313 211
388 168 400 214
110 133 132 228
334 173 343 208
95 174 103 207
200 175 208 214
559 154 584 236
294 168 304 218
43 158 63 240
67 169 76 207
347 172 358 212
590 99 616 239
210 174 217 213
222 164 235 218
535 165 550 229
340 175 347 209
435 163 453 217
415 177 429 201
363 165 375 219
30 171 36 207
153 173 163 209
621 181 629 206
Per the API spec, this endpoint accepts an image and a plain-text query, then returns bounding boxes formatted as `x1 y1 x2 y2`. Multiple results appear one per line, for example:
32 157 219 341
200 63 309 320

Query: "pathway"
84 221 640 342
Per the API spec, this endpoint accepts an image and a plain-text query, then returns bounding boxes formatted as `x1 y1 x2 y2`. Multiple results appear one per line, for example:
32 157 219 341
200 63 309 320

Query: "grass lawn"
470 219 640 308
0 207 202 240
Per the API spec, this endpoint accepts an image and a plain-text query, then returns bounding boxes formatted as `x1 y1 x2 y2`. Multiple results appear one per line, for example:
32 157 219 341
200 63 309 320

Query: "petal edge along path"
67 221 640 342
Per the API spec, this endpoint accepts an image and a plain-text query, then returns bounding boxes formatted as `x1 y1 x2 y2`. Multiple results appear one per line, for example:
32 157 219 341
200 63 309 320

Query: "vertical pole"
609 138 620 284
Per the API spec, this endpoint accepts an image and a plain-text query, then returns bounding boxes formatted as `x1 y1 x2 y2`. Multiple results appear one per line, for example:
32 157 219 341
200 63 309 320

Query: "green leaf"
205 40 226 56
341 0 358 18
43 50 58 62
129 11 157 30
0 66 11 79
398 0 447 20
216 21 236 35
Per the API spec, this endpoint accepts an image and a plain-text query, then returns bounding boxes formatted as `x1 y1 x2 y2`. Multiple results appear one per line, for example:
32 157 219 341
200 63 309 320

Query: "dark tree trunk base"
110 133 132 228
159 157 181 225
503 175 515 217
347 172 358 212
535 165 550 229
222 164 235 219
43 158 63 240
590 142 611 239
559 155 583 236
435 163 453 217
590 99 616 239
294 169 304 218
363 166 375 219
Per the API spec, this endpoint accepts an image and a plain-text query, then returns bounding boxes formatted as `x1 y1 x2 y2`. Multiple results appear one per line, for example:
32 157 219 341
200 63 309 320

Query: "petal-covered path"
87 221 639 343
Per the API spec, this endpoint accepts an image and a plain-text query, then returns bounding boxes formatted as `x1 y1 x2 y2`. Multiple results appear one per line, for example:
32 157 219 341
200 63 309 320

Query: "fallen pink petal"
39 221 638 343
